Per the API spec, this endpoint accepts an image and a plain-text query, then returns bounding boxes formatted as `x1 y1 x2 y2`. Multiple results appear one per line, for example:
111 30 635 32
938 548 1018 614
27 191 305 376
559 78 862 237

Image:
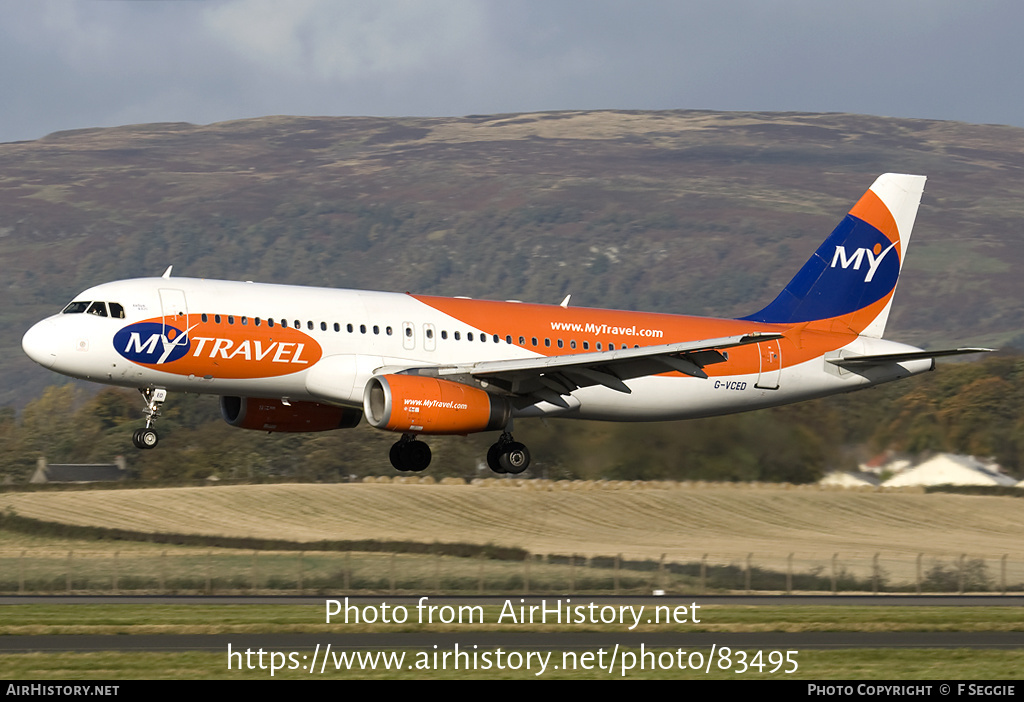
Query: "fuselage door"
159 288 189 340
755 338 782 390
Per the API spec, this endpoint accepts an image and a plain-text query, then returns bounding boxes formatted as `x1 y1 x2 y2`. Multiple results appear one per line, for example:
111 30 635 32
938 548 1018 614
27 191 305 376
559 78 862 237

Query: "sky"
2 0 1023 143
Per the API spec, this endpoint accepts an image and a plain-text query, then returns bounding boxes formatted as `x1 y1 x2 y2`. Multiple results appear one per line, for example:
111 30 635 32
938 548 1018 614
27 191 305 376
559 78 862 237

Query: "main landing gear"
487 432 531 475
389 434 432 472
388 431 532 475
132 387 166 450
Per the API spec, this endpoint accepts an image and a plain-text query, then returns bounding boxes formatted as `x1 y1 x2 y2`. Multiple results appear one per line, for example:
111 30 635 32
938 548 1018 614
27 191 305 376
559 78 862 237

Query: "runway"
2 595 1022 654
2 631 1023 653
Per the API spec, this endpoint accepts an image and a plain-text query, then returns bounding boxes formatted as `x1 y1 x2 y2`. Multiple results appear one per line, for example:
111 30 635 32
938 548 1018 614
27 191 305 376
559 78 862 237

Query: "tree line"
2 353 1020 485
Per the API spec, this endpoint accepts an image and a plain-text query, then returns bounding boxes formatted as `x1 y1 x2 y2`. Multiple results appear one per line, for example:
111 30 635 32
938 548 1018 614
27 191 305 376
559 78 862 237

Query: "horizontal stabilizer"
827 347 993 368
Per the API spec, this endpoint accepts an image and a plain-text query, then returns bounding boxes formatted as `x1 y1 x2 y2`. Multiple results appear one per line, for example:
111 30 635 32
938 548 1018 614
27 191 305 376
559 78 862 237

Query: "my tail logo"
830 241 898 283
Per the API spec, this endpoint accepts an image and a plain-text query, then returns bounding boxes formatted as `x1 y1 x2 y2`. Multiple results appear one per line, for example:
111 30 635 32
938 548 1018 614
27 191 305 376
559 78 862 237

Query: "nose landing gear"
132 387 166 450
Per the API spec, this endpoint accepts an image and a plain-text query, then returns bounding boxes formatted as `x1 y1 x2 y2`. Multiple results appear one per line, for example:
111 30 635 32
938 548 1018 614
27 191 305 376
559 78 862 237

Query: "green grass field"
0 482 1020 679
1 604 1022 679
3 649 1023 680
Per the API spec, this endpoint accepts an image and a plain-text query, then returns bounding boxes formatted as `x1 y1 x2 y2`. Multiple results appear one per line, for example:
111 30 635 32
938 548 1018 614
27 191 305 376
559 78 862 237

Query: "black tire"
402 440 432 472
499 442 530 474
139 429 158 449
487 443 506 473
389 442 408 471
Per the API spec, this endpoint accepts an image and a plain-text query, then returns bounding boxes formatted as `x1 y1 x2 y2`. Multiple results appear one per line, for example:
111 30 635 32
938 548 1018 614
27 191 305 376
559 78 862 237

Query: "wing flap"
392 332 781 401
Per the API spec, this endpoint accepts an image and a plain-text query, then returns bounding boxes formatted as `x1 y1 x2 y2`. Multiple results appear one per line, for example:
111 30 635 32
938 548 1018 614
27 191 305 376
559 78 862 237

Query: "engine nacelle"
363 374 511 435
220 396 362 433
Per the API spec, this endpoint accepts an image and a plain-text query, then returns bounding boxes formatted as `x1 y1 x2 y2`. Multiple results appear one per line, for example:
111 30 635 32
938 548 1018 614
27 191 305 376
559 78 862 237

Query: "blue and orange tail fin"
742 173 926 338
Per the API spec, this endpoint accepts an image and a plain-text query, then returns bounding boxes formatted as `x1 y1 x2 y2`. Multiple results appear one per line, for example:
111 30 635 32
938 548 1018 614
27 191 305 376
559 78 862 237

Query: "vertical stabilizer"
742 173 926 338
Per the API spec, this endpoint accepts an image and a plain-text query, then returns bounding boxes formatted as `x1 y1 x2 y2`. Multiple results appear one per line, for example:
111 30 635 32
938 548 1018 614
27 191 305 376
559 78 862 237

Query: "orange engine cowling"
220 396 362 433
363 375 511 435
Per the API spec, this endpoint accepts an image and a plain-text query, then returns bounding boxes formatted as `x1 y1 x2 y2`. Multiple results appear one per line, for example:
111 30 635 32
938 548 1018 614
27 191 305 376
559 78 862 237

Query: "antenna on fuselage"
161 266 173 279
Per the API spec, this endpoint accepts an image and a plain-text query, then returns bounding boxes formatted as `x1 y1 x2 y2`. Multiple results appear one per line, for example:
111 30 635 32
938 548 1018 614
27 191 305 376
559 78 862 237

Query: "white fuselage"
22 276 933 425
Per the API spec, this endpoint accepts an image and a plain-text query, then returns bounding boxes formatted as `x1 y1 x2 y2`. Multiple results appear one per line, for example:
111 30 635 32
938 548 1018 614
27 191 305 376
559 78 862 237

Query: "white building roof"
881 454 1017 487
819 470 880 488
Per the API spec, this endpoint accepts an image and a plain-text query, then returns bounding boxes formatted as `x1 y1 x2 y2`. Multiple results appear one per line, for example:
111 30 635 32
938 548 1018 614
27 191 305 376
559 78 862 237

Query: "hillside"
3 110 1024 406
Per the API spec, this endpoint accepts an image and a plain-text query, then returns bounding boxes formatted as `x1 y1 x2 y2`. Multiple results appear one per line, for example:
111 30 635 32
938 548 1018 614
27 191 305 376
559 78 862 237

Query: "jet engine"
363 374 511 434
220 396 362 433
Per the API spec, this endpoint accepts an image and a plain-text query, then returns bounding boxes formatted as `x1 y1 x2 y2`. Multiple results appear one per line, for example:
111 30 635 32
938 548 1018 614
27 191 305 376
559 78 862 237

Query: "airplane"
21 173 990 474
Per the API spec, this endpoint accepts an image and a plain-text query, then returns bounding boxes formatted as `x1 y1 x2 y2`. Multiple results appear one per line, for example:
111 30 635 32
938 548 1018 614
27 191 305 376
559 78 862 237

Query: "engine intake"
363 375 511 435
220 396 362 433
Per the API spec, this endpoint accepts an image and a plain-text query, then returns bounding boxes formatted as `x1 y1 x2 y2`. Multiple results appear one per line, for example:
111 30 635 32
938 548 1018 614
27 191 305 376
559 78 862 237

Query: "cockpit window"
86 302 108 317
61 300 125 318
62 301 90 314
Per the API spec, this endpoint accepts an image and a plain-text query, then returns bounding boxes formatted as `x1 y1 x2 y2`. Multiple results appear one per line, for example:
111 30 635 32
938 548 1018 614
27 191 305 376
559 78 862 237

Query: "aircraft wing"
826 347 994 369
391 332 782 408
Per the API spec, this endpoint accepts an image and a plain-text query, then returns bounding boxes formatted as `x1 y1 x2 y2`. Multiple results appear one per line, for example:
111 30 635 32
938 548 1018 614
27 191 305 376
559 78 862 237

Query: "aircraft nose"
22 319 59 369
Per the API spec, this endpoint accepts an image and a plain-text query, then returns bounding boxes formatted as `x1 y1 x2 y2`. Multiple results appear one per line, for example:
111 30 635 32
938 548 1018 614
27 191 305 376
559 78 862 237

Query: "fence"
2 549 1021 595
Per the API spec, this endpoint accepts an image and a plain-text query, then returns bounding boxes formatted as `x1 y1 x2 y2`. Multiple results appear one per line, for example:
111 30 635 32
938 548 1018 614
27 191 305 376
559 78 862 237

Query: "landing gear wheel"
132 387 166 450
499 442 530 474
487 443 507 474
403 440 431 472
487 433 530 475
390 437 431 472
132 428 158 449
389 442 408 471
